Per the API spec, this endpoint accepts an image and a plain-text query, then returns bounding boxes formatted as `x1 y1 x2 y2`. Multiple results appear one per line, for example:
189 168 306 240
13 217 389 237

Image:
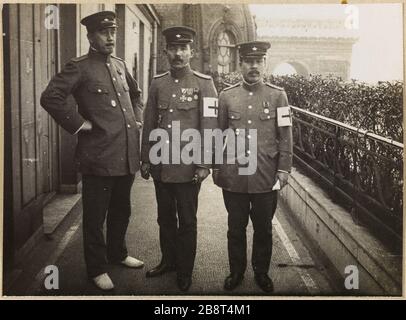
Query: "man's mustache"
248 70 259 76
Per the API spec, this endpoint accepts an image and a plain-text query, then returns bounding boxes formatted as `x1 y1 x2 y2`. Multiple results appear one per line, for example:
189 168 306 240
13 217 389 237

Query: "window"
217 31 236 74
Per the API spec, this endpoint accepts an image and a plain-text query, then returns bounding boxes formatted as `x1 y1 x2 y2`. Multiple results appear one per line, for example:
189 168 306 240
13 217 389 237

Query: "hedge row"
214 73 403 142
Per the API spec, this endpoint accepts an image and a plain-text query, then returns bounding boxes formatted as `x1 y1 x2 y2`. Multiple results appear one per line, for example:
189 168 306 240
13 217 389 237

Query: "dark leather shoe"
177 277 192 292
224 273 244 291
254 273 274 293
146 262 175 278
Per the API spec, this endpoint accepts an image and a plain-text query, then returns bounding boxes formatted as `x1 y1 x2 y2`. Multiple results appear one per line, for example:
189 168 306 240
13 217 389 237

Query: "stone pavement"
5 175 337 297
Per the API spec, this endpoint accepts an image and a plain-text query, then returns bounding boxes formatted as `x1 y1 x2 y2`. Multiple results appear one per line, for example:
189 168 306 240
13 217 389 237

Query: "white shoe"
93 273 114 291
121 256 144 268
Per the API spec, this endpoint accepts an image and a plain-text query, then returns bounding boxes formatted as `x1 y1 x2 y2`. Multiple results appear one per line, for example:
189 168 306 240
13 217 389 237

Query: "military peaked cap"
81 11 117 33
237 41 271 58
162 26 196 44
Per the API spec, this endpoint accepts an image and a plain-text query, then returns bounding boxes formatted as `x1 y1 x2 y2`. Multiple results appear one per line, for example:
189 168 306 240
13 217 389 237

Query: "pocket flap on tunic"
228 111 241 120
259 110 276 120
87 84 109 94
177 103 198 111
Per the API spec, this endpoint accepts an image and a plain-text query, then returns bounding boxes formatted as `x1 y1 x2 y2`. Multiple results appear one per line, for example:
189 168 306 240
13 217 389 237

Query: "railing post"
332 125 340 202
352 134 360 224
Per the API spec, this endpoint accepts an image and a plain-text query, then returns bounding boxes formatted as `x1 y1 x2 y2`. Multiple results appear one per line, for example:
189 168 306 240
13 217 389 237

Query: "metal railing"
291 105 403 249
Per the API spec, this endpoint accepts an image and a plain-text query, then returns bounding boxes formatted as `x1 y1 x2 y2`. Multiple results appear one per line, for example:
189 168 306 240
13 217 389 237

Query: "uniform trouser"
153 180 201 278
82 174 135 278
222 190 278 275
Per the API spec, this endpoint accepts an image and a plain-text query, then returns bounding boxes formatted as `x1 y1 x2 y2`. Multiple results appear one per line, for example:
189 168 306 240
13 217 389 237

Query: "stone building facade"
154 4 256 74
256 17 358 79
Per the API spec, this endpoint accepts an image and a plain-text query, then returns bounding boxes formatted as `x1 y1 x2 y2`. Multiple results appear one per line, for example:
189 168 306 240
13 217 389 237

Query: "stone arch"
271 60 310 77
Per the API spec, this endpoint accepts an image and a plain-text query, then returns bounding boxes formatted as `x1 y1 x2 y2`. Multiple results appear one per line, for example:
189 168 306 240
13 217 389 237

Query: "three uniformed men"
41 9 292 294
141 26 218 292
214 41 293 293
40 11 145 291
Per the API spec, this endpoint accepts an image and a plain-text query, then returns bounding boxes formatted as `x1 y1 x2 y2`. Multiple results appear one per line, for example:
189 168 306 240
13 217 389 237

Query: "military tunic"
40 48 143 278
141 66 218 182
215 80 293 276
215 81 293 193
40 48 143 176
141 66 218 278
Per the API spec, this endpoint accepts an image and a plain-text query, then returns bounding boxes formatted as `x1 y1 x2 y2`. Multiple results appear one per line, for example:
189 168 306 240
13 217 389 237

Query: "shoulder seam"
71 54 88 62
153 71 169 79
223 82 241 91
193 70 212 80
111 55 124 61
266 82 284 91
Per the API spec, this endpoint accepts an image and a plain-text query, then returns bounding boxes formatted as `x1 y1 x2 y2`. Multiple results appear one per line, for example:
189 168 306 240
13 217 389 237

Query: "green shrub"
214 73 403 142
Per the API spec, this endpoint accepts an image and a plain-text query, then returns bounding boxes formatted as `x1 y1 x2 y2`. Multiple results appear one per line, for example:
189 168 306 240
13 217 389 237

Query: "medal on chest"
180 88 199 102
263 101 271 113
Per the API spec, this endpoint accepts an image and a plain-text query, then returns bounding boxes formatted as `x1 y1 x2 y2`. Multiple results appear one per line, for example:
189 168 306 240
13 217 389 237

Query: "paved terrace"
5 175 336 297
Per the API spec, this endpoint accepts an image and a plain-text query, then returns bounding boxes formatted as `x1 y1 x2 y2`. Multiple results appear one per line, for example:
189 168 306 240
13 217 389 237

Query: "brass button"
249 92 253 96
97 89 102 93
169 109 173 113
248 120 252 124
113 77 116 81
168 124 172 128
123 108 126 112
127 124 131 128
248 105 252 109
174 79 179 83
111 100 117 107
117 93 121 96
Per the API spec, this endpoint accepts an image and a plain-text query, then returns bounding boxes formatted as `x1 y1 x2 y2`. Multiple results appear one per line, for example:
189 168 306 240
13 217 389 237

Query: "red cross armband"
277 106 292 127
203 97 219 118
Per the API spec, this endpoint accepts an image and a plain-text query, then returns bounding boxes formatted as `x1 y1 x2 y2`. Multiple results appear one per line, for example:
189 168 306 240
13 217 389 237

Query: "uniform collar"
88 47 111 63
170 65 192 80
242 78 264 92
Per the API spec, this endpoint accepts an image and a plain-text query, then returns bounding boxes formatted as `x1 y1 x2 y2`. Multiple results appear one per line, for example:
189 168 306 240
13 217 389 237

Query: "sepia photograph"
1 1 403 300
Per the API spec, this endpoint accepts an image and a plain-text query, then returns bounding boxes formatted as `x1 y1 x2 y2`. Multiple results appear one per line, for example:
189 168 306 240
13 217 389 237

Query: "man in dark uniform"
214 41 293 293
40 11 144 291
140 26 218 291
